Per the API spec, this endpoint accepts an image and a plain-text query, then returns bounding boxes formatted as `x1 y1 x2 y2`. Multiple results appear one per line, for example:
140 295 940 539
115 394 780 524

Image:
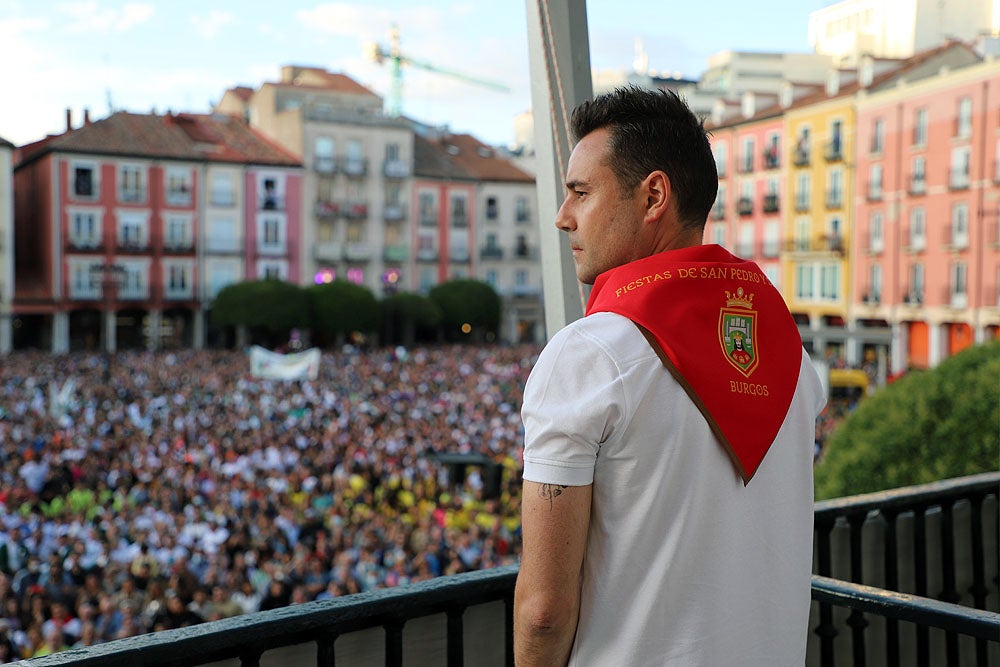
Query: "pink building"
12 111 302 352
853 55 1000 371
708 101 786 288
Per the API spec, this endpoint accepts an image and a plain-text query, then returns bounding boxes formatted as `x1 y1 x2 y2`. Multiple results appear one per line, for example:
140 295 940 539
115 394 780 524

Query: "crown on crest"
725 287 755 309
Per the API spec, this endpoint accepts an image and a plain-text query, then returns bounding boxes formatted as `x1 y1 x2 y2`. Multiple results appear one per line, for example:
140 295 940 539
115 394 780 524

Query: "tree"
307 280 379 347
814 339 1000 500
380 292 442 346
210 279 309 347
428 279 501 342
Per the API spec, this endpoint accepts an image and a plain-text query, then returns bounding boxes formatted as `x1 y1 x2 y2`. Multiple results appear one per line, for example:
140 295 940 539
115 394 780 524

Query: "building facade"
12 111 302 353
217 66 415 296
854 55 1000 371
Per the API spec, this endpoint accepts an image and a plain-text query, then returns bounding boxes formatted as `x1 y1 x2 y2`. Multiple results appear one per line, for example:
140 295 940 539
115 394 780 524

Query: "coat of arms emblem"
719 287 758 377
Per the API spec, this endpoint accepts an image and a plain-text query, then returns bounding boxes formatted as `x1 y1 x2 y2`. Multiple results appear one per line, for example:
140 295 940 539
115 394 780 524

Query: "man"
514 86 825 666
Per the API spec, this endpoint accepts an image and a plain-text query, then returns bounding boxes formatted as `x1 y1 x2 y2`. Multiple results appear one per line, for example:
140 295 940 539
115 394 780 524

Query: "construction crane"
366 24 510 118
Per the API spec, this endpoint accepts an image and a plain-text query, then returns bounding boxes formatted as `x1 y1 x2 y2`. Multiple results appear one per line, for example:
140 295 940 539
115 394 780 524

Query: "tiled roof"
414 133 533 183
15 111 301 168
273 66 380 97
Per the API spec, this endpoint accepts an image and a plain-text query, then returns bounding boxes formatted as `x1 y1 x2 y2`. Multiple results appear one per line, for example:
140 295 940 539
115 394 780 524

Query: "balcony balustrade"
27 473 996 667
314 156 336 174
383 204 406 222
480 246 504 260
383 244 408 262
341 157 368 177
313 242 343 263
794 148 811 167
824 142 843 162
384 159 410 179
795 195 811 212
763 148 779 169
949 169 970 190
737 197 753 216
908 176 926 196
314 200 339 220
344 203 369 220
824 190 843 210
762 193 779 213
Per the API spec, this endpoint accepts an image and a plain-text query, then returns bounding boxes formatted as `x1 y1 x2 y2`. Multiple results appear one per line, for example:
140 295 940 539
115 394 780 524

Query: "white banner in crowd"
249 346 321 381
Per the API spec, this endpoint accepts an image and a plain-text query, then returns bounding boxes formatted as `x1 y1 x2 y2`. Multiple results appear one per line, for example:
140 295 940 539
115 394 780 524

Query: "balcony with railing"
344 242 372 262
313 242 343 263
824 141 843 162
763 147 779 170
825 189 843 210
341 157 369 178
737 197 753 216
384 159 410 179
26 473 997 667
314 156 337 174
480 245 504 260
949 168 970 190
943 225 969 252
711 202 726 221
795 194 811 212
383 244 408 263
867 181 884 202
861 289 881 306
762 193 779 213
794 147 810 167
314 200 340 220
909 175 927 196
383 204 406 222
344 202 369 221
901 287 923 307
945 287 968 309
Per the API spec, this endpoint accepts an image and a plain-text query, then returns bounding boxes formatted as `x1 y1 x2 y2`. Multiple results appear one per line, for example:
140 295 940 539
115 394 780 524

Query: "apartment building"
11 111 301 352
809 0 997 65
0 135 13 354
217 66 415 296
854 52 1000 371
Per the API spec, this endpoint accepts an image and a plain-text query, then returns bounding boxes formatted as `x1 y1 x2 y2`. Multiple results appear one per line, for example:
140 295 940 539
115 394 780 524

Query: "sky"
0 0 834 149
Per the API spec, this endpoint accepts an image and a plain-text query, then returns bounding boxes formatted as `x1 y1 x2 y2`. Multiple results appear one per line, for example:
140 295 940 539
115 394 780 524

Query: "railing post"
914 505 930 667
385 620 404 667
882 509 901 666
317 633 337 667
940 500 961 664
446 606 465 667
846 514 869 666
967 494 989 667
814 516 838 667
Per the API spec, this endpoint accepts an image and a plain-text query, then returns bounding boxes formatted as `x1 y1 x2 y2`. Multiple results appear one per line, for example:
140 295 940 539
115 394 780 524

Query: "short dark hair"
570 85 718 230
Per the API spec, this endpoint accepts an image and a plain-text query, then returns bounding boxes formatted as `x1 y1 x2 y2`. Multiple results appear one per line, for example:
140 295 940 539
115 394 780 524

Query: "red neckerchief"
586 244 802 483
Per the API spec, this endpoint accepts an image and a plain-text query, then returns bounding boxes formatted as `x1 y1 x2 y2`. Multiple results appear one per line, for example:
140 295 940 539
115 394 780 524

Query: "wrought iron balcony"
737 197 753 216
762 193 779 213
23 473 998 667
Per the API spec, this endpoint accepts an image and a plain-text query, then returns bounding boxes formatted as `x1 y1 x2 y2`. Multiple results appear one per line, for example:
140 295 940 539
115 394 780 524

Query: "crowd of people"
0 345 537 661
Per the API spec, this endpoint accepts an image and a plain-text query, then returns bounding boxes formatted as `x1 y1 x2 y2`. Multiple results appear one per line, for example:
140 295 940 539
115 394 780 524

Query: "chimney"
84 108 91 125
66 108 72 132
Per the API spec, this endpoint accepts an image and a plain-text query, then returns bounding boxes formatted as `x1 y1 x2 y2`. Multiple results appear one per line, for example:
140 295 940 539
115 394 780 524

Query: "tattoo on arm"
538 483 568 510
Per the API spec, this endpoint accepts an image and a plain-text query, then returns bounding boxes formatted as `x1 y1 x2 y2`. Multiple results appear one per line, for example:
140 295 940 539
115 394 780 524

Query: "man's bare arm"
514 480 592 666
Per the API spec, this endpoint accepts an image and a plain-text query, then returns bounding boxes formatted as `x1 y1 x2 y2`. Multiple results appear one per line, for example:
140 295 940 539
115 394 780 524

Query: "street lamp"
90 262 126 381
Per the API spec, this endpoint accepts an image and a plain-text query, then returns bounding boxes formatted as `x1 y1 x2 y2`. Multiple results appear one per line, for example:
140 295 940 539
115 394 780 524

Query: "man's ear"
642 170 671 224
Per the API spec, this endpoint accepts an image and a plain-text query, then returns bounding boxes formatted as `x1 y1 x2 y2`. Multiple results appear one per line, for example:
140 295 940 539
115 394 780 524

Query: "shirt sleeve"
521 321 627 486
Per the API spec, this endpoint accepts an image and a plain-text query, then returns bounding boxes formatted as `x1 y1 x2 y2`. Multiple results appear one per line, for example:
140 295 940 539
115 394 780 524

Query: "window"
740 136 755 172
796 264 814 299
866 264 882 303
950 146 970 189
260 176 283 210
385 142 399 162
485 270 498 287
738 223 754 257
913 108 927 146
72 163 98 199
485 196 498 221
346 222 365 243
344 139 365 175
764 134 780 169
165 263 192 299
516 234 529 257
871 118 884 153
207 216 238 253
907 263 924 303
118 263 147 300
795 217 811 251
451 195 468 227
763 221 780 257
315 137 335 173
868 164 883 200
820 264 840 301
794 127 810 165
712 184 727 220
828 119 843 159
956 97 972 138
210 172 235 207
119 164 145 203
260 262 286 281
950 261 968 307
118 212 147 249
795 172 810 210
69 209 101 248
826 169 843 208
951 202 969 249
711 223 726 247
908 207 926 250
165 167 192 206
419 192 436 226
714 143 728 177
70 260 101 299
165 215 192 249
260 216 284 252
910 156 926 193
516 196 530 223
869 211 884 253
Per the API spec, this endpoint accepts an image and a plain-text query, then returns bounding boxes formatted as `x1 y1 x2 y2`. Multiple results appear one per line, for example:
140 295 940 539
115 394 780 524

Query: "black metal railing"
811 472 999 667
20 474 999 667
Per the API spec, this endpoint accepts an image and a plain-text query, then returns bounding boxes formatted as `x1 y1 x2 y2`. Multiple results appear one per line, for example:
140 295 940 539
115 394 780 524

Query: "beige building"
808 0 999 65
217 66 415 296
